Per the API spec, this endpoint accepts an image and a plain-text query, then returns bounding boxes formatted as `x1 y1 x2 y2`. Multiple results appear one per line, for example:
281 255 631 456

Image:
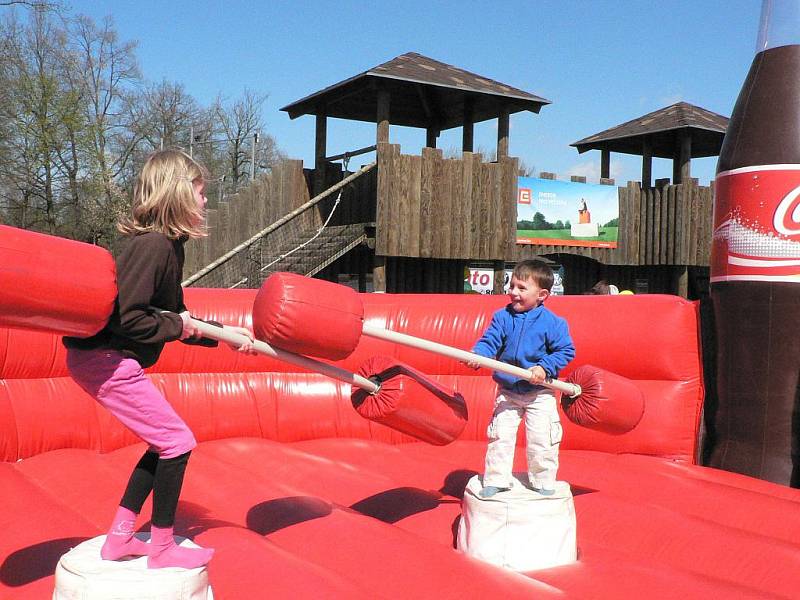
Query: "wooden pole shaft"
642 138 652 188
463 97 474 152
376 89 390 145
190 318 379 393
497 106 510 159
601 149 610 179
362 324 581 397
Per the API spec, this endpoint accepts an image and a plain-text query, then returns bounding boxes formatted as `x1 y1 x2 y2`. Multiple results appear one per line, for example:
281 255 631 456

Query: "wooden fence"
184 150 715 292
375 143 518 261
184 159 310 277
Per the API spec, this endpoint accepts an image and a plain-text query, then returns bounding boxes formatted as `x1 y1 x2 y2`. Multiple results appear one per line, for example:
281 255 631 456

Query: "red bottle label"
711 165 800 282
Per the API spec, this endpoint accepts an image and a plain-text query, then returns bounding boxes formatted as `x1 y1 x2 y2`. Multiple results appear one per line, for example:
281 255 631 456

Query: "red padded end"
351 356 468 445
562 364 645 435
0 225 116 337
252 272 364 360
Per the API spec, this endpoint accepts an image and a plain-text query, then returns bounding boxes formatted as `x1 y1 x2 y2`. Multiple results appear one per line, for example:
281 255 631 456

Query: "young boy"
467 260 575 499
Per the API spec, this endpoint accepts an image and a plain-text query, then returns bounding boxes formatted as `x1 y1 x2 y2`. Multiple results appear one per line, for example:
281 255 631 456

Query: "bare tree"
0 10 75 232
132 79 203 151
0 5 284 241
443 144 535 176
68 14 141 244
213 89 266 191
0 1 61 9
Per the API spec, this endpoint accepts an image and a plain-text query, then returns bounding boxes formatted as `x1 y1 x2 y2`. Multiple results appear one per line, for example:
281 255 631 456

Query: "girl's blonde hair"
118 149 209 239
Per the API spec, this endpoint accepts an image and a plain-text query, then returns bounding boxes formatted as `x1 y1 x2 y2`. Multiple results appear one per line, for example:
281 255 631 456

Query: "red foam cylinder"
253 272 364 360
352 356 468 446
0 225 116 337
562 364 645 435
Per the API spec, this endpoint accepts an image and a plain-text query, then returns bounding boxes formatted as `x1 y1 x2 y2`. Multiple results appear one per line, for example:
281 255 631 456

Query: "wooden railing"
184 159 310 278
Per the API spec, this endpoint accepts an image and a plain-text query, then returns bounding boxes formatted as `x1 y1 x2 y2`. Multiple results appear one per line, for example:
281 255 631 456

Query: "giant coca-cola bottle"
709 0 800 486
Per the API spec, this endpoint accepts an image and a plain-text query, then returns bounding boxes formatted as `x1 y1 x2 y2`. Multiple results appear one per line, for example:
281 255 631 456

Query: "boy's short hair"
512 259 554 291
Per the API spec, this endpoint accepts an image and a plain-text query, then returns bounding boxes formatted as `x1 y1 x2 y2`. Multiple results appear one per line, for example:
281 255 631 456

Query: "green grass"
517 227 618 242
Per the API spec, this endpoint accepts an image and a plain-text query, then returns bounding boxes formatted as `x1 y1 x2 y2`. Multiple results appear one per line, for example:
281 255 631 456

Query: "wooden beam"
416 85 443 148
376 88 390 145
373 255 387 292
601 148 610 179
642 137 653 188
674 130 692 184
673 265 688 298
493 260 505 294
416 84 434 120
325 144 376 163
462 96 474 152
314 110 327 196
497 106 510 159
426 126 439 149
287 83 372 120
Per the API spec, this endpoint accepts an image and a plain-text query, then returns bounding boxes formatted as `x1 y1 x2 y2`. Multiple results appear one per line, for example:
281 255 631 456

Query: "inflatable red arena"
2 270 800 597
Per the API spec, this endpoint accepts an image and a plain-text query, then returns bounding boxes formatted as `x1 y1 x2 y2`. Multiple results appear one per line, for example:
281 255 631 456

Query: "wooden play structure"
183 56 727 299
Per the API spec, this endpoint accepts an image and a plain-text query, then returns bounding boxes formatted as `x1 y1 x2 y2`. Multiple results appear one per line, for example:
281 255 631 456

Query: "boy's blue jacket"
471 303 575 393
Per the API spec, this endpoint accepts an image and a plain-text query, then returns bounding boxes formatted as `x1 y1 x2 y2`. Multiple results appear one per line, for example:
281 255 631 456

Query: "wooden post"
426 126 439 149
376 88 390 145
497 106 510 159
314 110 327 196
674 265 688 298
358 263 367 293
674 130 692 184
462 97 474 152
642 137 652 188
601 148 610 179
492 260 505 294
373 255 386 292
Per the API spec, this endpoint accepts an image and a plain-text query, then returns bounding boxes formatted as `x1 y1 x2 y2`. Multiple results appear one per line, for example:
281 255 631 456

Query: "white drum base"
457 474 577 571
53 534 213 600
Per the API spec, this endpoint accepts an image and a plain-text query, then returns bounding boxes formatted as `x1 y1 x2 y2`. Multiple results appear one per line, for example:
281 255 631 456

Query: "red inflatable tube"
563 365 645 435
253 271 363 360
352 356 468 445
257 272 646 436
0 225 116 337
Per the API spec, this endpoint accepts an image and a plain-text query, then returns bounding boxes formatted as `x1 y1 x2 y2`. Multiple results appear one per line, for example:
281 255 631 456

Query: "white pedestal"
570 223 599 238
457 474 577 571
53 535 213 600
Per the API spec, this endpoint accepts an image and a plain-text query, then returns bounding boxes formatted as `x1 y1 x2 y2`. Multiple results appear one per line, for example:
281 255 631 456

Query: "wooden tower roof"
571 102 728 158
281 52 550 130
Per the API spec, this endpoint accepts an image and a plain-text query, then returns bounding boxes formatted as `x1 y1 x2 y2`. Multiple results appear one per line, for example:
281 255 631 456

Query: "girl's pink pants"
66 347 196 459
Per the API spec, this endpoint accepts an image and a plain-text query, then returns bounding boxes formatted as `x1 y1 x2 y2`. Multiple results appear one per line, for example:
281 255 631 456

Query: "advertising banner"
465 266 564 295
517 177 619 248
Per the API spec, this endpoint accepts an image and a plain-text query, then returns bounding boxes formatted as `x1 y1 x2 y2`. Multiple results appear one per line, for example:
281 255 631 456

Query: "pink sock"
147 525 214 569
101 506 149 560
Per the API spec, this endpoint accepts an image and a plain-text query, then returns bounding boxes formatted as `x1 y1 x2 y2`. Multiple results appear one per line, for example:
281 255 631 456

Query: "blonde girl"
64 149 255 569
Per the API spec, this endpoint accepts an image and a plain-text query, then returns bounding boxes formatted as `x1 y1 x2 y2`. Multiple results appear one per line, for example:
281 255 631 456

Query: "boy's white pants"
483 388 562 490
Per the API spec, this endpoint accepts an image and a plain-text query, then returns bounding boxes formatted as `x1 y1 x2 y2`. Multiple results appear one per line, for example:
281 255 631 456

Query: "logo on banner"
712 166 800 282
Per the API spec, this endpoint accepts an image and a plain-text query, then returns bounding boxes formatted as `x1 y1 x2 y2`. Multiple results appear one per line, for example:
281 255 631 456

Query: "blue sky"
58 0 762 185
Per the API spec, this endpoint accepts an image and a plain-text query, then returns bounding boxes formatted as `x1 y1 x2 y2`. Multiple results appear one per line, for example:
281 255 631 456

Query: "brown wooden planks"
375 142 392 255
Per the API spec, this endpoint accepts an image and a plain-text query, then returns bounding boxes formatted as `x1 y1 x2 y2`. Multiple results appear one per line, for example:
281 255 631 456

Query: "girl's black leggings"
119 450 191 528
